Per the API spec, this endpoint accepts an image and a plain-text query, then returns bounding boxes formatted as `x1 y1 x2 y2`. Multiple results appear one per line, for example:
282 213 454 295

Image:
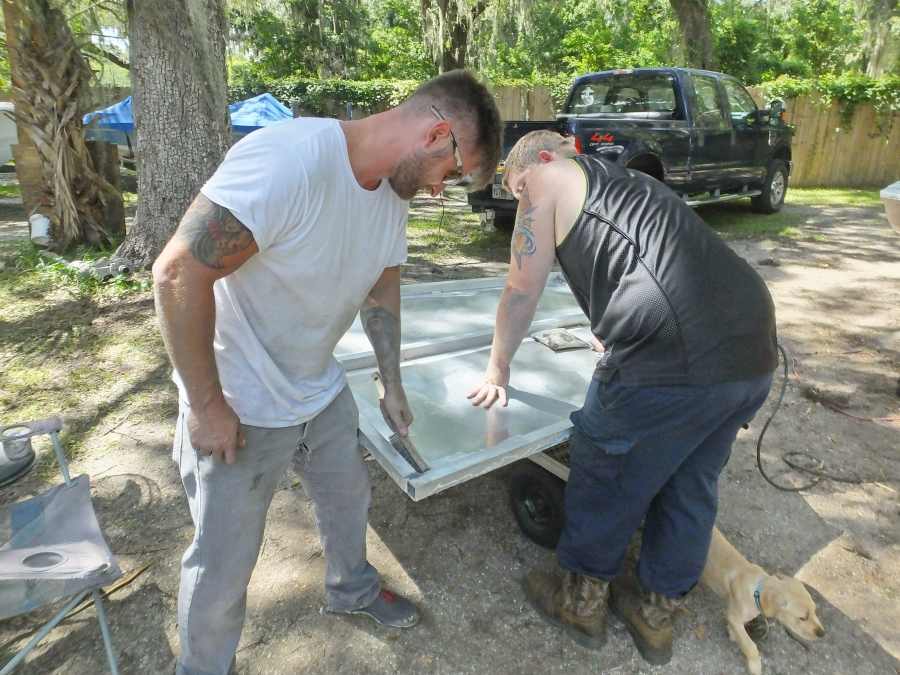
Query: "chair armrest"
1 416 64 440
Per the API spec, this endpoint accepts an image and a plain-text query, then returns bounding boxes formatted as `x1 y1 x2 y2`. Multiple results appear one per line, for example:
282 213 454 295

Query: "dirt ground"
1 191 898 675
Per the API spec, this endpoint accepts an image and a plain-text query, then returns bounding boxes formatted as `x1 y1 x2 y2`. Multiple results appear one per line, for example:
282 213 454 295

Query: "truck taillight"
574 135 583 154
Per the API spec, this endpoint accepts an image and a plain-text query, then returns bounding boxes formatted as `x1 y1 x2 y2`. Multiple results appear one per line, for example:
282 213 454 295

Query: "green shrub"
229 73 419 116
759 74 900 114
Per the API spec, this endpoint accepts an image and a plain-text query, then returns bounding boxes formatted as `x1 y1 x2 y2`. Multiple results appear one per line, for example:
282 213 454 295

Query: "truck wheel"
509 462 565 549
752 160 788 213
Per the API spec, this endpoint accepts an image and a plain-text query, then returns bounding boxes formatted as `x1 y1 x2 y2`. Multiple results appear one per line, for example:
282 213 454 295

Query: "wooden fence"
778 98 899 188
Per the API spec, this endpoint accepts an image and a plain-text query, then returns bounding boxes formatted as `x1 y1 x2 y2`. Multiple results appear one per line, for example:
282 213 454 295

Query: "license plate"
492 184 514 200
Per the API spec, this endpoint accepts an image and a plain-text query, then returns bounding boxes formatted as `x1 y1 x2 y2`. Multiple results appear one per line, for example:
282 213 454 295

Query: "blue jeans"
556 372 773 598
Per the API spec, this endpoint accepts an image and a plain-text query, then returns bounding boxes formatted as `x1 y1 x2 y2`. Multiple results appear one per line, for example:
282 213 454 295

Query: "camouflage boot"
523 568 609 650
610 577 684 665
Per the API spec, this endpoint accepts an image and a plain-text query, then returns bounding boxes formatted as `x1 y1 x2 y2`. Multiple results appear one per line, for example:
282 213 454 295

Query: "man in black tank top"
468 130 777 664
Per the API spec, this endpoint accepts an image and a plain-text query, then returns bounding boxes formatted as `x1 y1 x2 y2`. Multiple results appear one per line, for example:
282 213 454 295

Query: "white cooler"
882 181 900 234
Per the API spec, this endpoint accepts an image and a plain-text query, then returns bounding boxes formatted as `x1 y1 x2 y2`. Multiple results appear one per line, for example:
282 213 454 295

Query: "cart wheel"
509 462 565 549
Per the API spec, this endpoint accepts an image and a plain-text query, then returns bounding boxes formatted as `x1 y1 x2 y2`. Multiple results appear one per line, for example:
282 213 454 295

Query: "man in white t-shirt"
152 71 501 675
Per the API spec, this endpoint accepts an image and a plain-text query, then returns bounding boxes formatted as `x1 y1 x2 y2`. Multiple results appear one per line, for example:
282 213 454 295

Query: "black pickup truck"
470 67 793 227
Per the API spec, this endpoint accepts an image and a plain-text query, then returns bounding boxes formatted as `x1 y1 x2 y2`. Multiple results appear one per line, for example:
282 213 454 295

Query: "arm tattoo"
361 305 401 385
512 206 537 271
178 198 255 269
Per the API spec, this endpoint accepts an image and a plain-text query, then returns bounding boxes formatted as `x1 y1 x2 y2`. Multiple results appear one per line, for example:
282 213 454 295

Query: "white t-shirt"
176 117 408 427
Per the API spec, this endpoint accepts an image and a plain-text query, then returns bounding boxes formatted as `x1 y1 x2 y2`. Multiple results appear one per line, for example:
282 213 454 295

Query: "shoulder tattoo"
512 206 537 271
178 197 255 269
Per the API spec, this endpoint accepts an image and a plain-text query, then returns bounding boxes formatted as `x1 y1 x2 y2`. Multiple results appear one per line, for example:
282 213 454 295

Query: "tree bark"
117 0 230 268
861 0 899 76
668 0 717 70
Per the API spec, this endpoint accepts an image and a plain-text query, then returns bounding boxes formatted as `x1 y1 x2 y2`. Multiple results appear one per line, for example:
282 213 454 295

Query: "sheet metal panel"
348 333 598 500
335 273 586 370
337 274 594 500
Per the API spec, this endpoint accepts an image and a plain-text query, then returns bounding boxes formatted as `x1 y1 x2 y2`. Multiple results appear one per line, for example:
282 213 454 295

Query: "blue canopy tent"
82 96 134 145
228 93 293 135
82 93 292 145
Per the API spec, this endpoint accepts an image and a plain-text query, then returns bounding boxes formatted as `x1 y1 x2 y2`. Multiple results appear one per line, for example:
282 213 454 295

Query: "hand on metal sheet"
379 383 414 437
187 396 246 464
467 365 510 408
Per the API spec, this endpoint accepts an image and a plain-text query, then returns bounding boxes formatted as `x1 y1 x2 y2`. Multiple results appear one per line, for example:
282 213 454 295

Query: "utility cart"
336 274 596 549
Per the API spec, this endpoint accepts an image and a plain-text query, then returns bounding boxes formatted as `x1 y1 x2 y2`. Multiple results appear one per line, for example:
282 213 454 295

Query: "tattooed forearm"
361 305 402 385
177 196 255 269
491 287 540 369
512 206 537 271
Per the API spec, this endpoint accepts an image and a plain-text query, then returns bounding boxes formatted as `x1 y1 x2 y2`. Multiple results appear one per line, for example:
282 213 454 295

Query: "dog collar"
754 578 765 613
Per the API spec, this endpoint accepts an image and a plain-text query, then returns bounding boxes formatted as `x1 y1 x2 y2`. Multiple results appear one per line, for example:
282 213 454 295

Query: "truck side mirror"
768 99 785 123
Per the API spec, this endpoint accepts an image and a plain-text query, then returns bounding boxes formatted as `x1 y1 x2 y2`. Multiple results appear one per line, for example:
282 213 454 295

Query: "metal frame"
0 418 119 675
337 273 596 501
358 402 576 501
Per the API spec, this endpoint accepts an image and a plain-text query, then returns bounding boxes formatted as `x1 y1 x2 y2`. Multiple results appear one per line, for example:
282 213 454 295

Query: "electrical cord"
755 342 868 491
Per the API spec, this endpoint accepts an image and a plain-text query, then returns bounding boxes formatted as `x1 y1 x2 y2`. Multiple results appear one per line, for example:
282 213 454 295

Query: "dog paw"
748 657 762 675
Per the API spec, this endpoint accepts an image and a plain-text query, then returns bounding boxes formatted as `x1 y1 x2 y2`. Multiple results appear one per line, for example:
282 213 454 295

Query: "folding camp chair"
0 417 121 674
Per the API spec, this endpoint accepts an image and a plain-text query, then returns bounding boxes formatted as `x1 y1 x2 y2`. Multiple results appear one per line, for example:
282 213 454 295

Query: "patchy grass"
0 183 21 199
406 210 511 263
699 203 804 238
698 187 882 239
787 187 882 207
0 240 161 476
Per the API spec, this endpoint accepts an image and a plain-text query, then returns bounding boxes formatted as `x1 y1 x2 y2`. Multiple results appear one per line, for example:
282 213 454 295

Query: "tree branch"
83 43 130 70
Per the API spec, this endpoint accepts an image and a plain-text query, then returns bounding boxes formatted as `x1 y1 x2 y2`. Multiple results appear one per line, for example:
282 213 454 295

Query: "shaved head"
502 130 576 191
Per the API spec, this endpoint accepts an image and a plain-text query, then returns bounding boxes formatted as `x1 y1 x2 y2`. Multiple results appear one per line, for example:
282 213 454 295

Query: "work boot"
610 576 683 665
523 568 609 650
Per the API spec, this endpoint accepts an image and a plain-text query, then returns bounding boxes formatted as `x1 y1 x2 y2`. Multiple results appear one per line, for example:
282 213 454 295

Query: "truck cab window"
721 79 758 124
692 75 728 130
565 74 679 118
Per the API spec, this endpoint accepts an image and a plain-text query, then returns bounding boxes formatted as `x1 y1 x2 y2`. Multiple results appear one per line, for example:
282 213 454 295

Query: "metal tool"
372 373 429 474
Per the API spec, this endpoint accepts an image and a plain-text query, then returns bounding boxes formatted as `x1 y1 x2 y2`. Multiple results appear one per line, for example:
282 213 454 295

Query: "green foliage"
559 0 679 74
360 0 436 80
227 0 433 81
1 240 151 298
228 0 375 79
759 74 900 113
782 0 863 76
475 0 678 81
0 183 21 199
228 72 420 114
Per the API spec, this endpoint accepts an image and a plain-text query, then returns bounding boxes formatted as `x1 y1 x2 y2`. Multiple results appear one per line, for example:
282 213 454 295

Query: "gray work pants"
173 386 379 675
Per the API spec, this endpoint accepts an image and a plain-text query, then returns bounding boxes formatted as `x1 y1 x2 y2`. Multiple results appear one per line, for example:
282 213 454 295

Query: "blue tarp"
228 93 292 133
82 96 134 145
82 93 292 140
83 96 134 132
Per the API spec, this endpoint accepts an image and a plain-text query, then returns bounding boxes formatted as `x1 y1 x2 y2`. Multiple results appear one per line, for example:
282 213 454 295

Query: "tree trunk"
117 0 230 268
6 0 123 250
423 0 488 72
861 0 899 76
439 0 464 71
668 0 717 70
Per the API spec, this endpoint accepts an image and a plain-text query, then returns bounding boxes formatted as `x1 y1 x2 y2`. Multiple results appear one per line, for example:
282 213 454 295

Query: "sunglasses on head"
430 105 475 189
